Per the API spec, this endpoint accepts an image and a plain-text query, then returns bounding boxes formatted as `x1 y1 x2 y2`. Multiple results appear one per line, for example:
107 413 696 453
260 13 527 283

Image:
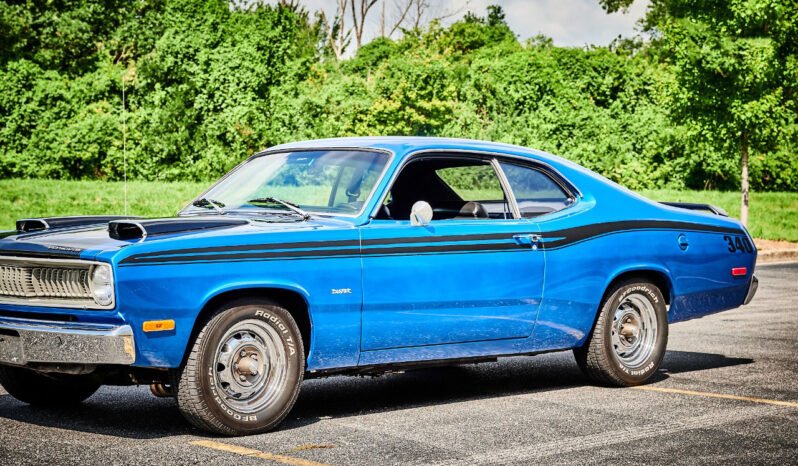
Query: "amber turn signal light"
143 320 175 332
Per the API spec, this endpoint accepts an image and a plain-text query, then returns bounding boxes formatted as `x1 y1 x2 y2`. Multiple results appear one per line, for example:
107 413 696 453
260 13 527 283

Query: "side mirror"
410 201 433 226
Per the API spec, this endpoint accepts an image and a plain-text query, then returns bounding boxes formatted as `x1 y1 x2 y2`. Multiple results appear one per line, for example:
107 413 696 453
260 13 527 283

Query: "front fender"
115 255 363 369
195 280 315 362
199 280 312 313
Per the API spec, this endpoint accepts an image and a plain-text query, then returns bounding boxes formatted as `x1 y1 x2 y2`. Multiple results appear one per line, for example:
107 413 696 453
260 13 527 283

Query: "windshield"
183 150 390 216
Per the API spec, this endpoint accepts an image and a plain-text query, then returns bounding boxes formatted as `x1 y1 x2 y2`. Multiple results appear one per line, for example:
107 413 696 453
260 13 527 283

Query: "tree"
321 0 350 59
2 1 796 191
438 5 515 54
599 0 797 226
382 0 412 38
351 0 379 50
380 0 467 38
485 4 505 27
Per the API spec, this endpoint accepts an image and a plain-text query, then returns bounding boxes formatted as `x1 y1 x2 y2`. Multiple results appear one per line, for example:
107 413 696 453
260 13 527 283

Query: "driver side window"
378 157 512 221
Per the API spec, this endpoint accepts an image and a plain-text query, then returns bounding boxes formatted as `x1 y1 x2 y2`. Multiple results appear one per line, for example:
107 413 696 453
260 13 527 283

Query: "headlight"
90 264 114 306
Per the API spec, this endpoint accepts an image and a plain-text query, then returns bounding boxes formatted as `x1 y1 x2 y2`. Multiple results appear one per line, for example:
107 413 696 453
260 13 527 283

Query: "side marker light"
143 320 176 332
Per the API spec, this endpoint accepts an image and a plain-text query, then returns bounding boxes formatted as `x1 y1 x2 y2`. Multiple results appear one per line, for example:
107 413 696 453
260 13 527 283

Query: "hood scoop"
108 218 250 240
16 216 137 233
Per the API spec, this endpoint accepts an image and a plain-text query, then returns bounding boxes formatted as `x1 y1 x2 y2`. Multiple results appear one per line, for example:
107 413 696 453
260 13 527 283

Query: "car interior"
375 156 574 221
375 157 512 221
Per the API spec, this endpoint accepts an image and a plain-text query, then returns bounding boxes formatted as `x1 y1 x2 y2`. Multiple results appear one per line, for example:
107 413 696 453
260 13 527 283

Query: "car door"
359 154 545 351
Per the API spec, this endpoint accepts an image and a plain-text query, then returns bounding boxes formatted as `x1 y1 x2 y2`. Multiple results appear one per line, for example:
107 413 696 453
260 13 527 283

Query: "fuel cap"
677 234 689 251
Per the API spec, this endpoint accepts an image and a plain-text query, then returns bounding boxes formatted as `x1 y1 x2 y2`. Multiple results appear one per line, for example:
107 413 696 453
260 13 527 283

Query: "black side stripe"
542 220 742 249
124 232 517 262
119 246 526 266
121 241 522 265
128 238 359 260
118 220 744 266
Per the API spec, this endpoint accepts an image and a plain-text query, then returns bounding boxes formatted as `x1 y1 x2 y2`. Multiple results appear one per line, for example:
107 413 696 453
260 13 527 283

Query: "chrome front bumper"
0 316 135 366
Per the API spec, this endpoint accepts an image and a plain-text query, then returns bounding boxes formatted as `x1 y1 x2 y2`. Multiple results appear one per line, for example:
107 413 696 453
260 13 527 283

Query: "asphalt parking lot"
1 262 796 465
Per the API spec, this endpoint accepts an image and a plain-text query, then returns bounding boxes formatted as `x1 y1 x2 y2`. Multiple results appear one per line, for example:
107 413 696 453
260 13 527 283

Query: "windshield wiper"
247 197 311 220
192 197 226 215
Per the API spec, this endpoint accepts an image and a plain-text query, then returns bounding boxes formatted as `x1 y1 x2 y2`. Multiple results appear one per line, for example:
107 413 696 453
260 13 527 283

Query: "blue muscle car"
0 137 758 435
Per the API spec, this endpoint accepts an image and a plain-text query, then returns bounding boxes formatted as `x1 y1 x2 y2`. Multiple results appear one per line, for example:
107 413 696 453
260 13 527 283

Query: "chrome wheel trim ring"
213 319 288 414
610 294 657 368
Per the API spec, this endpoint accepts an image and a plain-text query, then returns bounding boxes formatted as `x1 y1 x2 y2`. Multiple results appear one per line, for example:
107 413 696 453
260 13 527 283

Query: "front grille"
0 264 91 299
0 256 109 309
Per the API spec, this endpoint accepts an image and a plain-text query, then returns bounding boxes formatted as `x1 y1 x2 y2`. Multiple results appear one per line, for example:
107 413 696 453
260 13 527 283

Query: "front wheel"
0 365 100 405
176 300 304 436
574 279 668 386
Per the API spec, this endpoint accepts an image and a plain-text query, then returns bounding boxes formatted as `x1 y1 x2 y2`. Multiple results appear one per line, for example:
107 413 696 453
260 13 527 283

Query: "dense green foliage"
0 1 796 192
604 0 798 223
2 179 796 241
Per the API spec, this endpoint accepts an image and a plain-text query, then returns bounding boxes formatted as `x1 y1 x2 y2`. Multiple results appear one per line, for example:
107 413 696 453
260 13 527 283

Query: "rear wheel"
574 279 668 386
0 365 100 405
176 300 304 435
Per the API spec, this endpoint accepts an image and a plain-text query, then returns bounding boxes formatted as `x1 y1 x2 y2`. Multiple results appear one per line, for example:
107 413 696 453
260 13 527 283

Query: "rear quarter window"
500 162 573 218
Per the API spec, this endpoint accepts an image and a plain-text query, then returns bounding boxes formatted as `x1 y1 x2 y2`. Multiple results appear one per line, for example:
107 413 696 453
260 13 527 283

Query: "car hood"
0 214 358 263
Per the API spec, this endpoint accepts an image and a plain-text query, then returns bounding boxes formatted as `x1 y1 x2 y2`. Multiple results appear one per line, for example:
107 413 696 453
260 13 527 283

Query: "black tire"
0 365 100 405
176 299 305 436
574 279 668 386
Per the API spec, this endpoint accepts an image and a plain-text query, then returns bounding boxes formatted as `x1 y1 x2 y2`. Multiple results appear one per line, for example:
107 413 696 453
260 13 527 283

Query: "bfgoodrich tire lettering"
176 299 304 435
574 279 668 386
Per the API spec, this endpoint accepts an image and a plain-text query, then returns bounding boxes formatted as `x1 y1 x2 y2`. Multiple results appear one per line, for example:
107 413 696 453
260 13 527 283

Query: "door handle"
513 234 541 249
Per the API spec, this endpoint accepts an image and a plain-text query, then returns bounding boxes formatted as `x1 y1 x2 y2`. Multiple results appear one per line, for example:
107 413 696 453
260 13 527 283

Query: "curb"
754 238 798 265
757 250 798 264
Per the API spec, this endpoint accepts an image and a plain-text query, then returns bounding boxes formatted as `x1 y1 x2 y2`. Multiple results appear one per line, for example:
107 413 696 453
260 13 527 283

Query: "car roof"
265 136 566 166
261 137 745 230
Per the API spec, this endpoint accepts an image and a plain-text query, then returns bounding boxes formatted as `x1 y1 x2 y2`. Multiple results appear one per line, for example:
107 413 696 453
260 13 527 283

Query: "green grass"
1 180 796 241
0 179 206 230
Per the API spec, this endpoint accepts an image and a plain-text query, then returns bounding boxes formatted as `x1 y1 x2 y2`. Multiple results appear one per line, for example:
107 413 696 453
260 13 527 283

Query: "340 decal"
724 235 753 253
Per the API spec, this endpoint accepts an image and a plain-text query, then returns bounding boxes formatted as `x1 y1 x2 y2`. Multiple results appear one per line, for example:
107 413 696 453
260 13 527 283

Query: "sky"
266 0 650 49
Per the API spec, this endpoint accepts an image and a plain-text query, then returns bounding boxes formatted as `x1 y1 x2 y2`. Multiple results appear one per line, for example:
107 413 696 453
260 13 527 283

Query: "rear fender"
602 263 675 307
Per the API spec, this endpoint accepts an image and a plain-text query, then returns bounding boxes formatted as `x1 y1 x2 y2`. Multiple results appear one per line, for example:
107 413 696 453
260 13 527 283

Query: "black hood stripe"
118 220 743 266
